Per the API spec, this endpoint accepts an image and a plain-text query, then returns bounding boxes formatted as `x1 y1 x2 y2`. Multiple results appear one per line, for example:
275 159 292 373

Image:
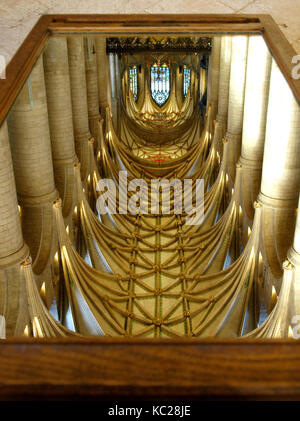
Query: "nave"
0 34 300 339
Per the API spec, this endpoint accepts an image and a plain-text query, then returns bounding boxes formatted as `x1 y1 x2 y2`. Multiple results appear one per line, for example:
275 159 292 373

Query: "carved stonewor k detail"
106 36 212 53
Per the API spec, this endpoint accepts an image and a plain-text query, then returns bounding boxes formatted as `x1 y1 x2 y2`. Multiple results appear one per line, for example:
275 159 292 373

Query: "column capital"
257 192 299 209
18 188 59 207
239 156 262 170
0 243 29 269
287 247 300 267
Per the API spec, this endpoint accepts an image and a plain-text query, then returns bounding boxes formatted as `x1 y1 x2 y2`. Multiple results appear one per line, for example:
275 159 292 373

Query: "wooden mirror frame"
0 14 300 401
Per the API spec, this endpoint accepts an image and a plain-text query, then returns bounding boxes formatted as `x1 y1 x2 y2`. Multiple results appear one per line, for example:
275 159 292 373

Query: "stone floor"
0 0 299 65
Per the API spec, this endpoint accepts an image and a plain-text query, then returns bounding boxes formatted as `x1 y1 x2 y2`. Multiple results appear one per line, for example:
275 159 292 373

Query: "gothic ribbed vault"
0 33 300 340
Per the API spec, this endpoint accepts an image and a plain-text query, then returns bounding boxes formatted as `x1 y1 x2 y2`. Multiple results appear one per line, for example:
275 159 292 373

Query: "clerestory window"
129 66 138 101
183 66 191 97
150 64 170 106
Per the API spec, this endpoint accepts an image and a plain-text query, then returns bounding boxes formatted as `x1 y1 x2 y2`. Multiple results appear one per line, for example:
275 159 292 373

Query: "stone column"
260 59 300 205
115 54 121 99
114 54 122 134
7 56 58 319
109 53 116 100
226 35 248 182
8 56 56 202
258 59 300 274
106 53 112 113
43 37 77 217
68 36 91 179
289 194 300 261
0 121 29 336
95 37 109 115
216 36 232 134
0 121 25 261
84 37 101 147
239 36 272 219
137 64 145 109
199 65 207 110
207 36 221 121
109 53 118 129
7 56 58 264
288 193 300 316
175 66 183 108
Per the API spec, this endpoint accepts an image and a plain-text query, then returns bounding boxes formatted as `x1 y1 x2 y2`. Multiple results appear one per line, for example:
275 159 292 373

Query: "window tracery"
150 63 170 106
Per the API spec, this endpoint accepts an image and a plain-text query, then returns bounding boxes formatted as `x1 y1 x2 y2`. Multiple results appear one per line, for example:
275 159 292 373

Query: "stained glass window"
129 66 138 101
150 64 170 106
183 67 191 98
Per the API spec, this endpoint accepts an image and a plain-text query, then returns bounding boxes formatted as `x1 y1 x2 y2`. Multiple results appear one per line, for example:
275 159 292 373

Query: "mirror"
1 30 299 339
